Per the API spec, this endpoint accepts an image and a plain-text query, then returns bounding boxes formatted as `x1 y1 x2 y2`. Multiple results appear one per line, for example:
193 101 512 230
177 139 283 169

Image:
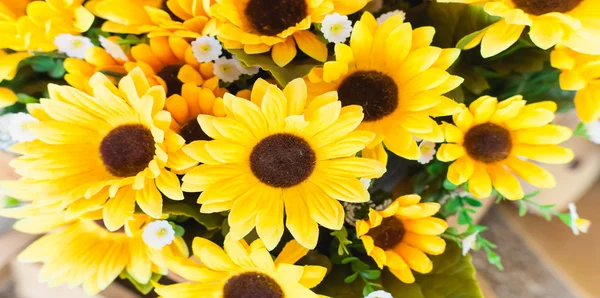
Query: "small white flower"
214 57 242 83
321 13 353 44
585 120 600 144
360 178 372 190
54 34 94 59
142 220 176 249
567 203 591 235
365 290 393 298
462 231 479 256
364 0 383 13
98 36 129 61
231 57 260 76
377 10 406 25
418 140 436 164
3 113 38 144
191 36 222 63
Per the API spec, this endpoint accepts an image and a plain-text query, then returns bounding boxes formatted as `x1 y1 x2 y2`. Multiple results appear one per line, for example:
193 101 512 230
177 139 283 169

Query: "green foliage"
119 271 162 295
3 196 20 208
331 227 353 256
574 122 589 138
162 200 224 230
229 49 323 86
316 241 483 298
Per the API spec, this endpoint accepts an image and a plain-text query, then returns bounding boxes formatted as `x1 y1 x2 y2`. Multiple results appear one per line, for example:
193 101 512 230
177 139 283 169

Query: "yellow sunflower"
305 12 463 164
356 194 447 284
438 0 600 58
551 46 600 123
0 0 94 52
181 78 385 249
0 0 29 21
211 0 370 66
0 205 188 295
86 0 217 38
154 236 327 298
2 68 186 229
437 95 574 200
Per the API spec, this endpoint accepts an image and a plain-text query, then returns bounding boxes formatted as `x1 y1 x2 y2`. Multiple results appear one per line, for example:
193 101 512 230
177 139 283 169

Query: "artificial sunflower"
181 78 386 249
437 95 574 200
438 0 600 58
0 0 94 52
356 194 447 284
86 0 217 38
154 236 327 298
211 0 369 66
0 205 188 295
551 46 600 123
305 12 463 164
2 68 186 229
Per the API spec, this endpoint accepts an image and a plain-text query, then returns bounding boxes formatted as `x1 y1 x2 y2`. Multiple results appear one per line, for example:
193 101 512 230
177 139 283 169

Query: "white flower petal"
191 36 222 63
142 220 176 249
365 290 394 298
321 13 353 44
462 231 479 256
54 34 94 59
214 57 242 83
568 203 580 236
376 10 406 25
99 36 129 61
585 120 600 144
418 141 436 164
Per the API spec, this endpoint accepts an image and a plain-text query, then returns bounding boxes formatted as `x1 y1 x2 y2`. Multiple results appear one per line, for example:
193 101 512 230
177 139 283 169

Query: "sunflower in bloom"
154 236 327 298
3 68 186 229
0 0 94 52
211 0 370 67
86 0 217 38
551 46 600 123
306 12 463 164
181 78 386 249
0 206 188 295
437 95 574 200
356 195 447 284
437 0 600 58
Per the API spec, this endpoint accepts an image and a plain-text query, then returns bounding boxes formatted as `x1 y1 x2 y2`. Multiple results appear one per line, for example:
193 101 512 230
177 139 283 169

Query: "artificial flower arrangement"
0 0 596 297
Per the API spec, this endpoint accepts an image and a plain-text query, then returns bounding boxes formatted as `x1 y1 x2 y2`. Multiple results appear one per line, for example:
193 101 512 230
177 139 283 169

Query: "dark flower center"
179 120 211 144
244 0 308 36
463 123 512 163
100 124 155 177
250 133 316 188
157 64 183 97
337 71 399 122
223 272 284 298
512 0 583 15
367 217 405 250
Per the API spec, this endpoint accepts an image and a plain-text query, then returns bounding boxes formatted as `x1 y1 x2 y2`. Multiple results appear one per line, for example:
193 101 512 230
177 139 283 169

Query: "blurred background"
0 111 599 298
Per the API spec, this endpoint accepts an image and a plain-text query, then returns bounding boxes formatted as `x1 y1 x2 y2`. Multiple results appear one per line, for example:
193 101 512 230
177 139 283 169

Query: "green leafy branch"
331 227 382 296
515 190 575 227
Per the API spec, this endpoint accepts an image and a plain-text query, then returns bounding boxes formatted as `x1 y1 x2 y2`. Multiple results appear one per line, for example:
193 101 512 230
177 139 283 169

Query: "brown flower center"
157 65 183 97
512 0 583 15
244 0 308 36
179 120 211 144
250 133 315 188
100 124 155 177
223 272 284 298
463 123 512 163
337 71 399 122
367 217 405 250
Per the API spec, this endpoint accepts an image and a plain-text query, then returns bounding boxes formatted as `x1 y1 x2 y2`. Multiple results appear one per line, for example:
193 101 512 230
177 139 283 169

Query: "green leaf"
443 179 457 190
574 122 589 138
345 272 359 283
464 198 483 207
314 241 483 297
120 272 162 295
49 60 66 79
162 201 224 230
342 257 360 264
361 270 381 280
351 260 370 272
518 201 528 217
229 49 322 86
16 93 38 104
3 196 20 208
457 209 473 225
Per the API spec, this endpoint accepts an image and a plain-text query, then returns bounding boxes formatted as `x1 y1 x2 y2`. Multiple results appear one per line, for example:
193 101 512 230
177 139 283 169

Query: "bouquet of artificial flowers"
0 0 596 297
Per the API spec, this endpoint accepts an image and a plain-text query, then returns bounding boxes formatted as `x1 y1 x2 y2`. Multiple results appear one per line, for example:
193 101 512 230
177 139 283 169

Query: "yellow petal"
487 163 523 200
447 156 474 185
272 38 297 67
402 233 446 255
480 20 524 58
436 144 465 162
505 156 556 188
396 243 433 273
284 188 319 249
512 144 574 164
294 31 327 62
468 162 493 199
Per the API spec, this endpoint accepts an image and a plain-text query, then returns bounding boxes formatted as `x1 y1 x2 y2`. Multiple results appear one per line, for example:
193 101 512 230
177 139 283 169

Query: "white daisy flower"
321 13 353 44
214 57 242 83
54 34 94 59
142 220 176 249
98 36 129 62
568 203 591 235
231 57 260 76
585 120 600 144
377 10 406 25
365 290 393 298
418 140 437 164
191 36 222 63
2 112 38 145
462 231 479 256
